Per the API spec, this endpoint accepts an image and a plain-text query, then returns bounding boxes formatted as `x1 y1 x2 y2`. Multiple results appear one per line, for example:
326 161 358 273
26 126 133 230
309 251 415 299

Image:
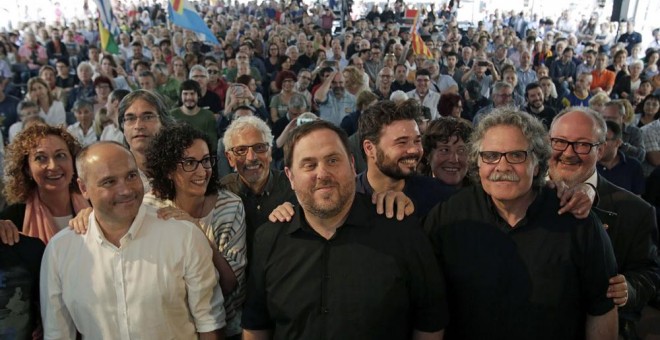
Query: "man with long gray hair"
425 108 618 339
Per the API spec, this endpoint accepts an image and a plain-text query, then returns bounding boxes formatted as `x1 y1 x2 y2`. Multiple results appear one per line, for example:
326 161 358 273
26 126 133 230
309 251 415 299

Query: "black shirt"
355 172 455 217
199 90 222 114
424 185 617 340
242 193 448 339
220 170 296 252
390 80 415 93
524 105 556 130
0 235 45 339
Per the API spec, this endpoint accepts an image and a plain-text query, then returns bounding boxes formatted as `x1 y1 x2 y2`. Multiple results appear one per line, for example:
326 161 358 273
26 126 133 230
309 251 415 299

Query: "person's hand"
31 324 43 340
551 181 595 218
268 202 295 222
372 191 415 220
607 274 628 307
68 207 93 234
115 66 128 78
157 207 199 226
0 220 20 245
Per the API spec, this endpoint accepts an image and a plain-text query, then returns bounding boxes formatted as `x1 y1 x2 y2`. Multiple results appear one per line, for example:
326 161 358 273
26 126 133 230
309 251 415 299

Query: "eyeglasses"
495 93 513 98
550 138 602 154
229 143 270 156
479 150 529 164
178 156 216 172
122 113 159 126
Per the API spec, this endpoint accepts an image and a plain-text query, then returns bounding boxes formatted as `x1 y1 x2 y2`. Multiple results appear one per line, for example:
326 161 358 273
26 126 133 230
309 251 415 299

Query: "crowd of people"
0 0 659 339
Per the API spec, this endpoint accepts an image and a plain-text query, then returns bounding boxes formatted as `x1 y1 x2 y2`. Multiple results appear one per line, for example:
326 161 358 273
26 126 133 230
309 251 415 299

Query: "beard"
298 177 355 219
375 146 419 180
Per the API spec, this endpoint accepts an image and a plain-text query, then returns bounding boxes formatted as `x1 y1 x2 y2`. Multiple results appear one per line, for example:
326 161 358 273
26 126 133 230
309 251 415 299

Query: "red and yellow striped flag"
410 11 433 59
171 0 184 15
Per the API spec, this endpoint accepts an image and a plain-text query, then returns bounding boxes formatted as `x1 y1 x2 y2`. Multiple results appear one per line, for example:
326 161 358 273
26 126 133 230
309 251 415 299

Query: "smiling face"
171 139 211 198
285 128 355 219
365 120 422 180
548 111 604 187
430 136 468 186
478 125 538 204
28 135 75 195
226 126 272 192
77 143 144 229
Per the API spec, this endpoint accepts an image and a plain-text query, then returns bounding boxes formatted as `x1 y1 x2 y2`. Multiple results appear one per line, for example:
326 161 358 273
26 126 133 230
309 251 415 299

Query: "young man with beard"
357 99 454 217
548 108 659 339
170 80 218 153
523 82 556 129
391 64 415 93
242 120 447 340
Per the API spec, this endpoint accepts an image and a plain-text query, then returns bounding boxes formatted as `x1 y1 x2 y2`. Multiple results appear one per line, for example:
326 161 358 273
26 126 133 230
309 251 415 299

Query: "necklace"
175 195 207 218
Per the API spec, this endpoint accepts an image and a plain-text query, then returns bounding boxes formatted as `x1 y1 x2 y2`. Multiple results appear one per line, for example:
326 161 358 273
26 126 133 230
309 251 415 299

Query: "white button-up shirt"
67 122 98 147
40 205 226 339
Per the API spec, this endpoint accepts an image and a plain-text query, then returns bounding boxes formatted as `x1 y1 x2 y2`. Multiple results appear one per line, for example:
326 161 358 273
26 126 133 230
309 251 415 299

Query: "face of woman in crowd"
28 135 75 194
430 136 468 186
171 139 212 198
40 69 56 86
30 82 49 102
644 98 660 116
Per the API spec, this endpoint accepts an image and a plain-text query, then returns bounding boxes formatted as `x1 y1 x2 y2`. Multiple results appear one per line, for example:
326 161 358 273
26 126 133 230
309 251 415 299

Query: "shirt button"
322 308 329 314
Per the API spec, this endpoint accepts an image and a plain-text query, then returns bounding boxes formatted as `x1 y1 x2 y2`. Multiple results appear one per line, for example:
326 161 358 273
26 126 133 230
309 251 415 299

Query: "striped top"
143 190 247 336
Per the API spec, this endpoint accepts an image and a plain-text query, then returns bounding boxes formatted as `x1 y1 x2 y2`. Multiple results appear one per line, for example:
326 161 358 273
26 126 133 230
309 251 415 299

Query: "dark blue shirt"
355 172 455 217
597 151 645 195
0 95 20 141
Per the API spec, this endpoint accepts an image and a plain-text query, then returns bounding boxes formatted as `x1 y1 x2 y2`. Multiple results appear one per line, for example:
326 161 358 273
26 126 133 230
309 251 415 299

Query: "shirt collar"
285 194 370 236
238 170 275 197
585 169 598 188
89 204 146 246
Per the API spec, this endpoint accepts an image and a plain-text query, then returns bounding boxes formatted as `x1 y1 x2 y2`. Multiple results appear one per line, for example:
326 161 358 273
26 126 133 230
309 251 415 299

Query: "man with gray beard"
425 108 618 339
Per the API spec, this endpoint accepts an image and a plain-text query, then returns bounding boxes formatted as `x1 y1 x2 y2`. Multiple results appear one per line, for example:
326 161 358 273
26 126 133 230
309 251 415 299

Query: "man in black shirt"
357 99 454 217
242 120 447 339
220 116 296 251
523 82 556 129
425 108 618 339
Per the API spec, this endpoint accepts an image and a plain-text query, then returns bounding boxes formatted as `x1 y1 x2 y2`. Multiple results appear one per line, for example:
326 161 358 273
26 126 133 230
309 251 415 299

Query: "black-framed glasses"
479 150 529 164
550 138 602 154
122 113 159 126
229 143 270 156
178 156 216 172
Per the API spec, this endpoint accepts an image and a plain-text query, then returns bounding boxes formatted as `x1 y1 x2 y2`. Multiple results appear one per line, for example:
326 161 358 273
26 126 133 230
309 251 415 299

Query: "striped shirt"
143 190 247 336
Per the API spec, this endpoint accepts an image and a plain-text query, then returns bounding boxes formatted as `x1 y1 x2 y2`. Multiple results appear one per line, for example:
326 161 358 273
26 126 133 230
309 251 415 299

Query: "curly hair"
3 125 82 204
358 98 422 147
145 123 218 200
437 93 463 117
468 108 551 188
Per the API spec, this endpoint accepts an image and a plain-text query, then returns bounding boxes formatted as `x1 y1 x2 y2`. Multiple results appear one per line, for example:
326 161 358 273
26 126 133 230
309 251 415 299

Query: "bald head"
76 142 136 183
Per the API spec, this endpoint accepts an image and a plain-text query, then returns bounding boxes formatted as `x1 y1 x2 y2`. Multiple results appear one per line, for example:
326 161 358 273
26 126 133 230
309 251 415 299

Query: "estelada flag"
410 10 433 59
171 0 184 14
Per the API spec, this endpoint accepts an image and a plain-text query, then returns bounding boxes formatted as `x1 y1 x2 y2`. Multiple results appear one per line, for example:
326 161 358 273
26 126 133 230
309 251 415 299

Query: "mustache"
314 179 338 190
488 172 520 182
558 155 582 165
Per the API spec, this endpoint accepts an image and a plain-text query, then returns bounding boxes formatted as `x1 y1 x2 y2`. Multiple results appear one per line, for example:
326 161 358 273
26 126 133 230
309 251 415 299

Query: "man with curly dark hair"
357 99 454 216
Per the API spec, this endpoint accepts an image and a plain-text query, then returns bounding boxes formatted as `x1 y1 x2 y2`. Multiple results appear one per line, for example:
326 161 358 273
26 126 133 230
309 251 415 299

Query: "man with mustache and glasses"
548 107 659 339
357 99 454 217
425 108 619 339
242 120 447 340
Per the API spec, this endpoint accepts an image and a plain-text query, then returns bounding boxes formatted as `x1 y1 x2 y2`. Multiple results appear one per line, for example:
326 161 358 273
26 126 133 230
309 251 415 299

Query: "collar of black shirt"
285 193 372 237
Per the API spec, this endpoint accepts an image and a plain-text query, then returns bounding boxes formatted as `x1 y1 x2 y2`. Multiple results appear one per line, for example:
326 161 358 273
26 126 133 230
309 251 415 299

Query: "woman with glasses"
419 117 473 188
144 123 247 339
